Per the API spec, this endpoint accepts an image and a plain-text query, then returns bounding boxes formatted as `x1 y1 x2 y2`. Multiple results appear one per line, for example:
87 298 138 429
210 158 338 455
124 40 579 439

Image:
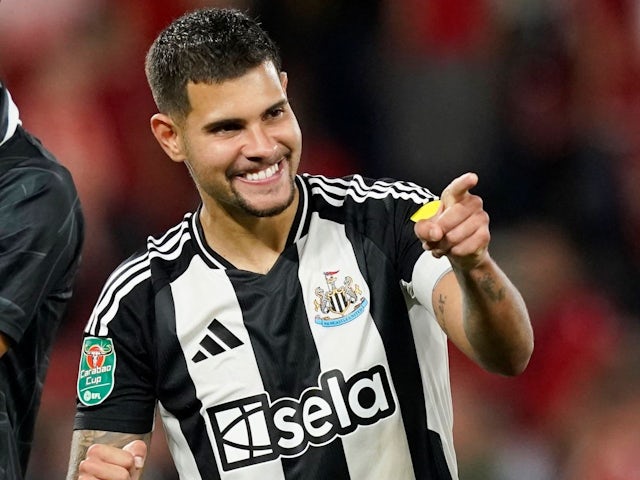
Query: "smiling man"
66 8 532 480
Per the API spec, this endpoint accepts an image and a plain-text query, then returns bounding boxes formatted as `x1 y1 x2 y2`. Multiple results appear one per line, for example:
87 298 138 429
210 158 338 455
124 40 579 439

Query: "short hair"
145 8 281 118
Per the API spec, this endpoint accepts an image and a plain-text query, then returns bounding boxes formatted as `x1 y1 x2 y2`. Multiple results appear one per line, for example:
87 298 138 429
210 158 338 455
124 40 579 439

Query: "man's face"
176 61 302 219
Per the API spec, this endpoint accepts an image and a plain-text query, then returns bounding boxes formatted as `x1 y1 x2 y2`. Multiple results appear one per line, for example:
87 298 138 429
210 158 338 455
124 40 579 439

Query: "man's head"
146 8 301 222
145 8 281 121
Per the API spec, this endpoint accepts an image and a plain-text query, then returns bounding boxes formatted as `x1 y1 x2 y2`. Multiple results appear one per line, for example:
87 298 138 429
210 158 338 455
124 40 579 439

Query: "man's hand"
414 172 490 271
78 441 147 480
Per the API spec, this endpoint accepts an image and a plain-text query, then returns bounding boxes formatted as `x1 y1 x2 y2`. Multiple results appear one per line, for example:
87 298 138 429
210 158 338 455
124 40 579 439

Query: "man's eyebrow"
201 117 244 132
200 99 289 132
267 99 289 111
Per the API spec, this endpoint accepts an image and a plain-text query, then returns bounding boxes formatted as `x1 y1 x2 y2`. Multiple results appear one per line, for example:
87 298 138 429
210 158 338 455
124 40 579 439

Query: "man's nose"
242 125 278 159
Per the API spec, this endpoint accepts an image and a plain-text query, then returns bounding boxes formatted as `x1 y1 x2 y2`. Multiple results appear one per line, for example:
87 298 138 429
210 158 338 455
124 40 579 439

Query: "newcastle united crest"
313 270 368 327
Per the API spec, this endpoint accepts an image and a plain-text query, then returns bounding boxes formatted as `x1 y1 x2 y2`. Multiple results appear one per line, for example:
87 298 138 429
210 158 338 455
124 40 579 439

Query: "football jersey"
74 174 456 480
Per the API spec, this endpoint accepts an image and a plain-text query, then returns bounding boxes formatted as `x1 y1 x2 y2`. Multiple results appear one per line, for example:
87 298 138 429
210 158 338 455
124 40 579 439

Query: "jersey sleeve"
383 178 451 284
73 260 157 434
409 252 452 318
0 164 83 344
333 175 451 286
391 183 452 315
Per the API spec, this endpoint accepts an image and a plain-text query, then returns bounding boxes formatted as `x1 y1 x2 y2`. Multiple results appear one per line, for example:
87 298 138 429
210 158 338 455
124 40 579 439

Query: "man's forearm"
454 255 533 376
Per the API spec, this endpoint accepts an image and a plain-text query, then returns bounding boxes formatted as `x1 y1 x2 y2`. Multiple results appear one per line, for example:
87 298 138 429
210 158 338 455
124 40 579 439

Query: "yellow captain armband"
410 200 441 222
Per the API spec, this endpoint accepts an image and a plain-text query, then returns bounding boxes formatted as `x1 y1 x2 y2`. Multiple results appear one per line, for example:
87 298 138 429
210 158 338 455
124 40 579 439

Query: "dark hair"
145 8 281 118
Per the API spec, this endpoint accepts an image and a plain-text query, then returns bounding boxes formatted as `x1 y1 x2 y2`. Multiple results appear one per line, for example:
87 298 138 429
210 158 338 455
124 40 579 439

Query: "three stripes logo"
192 319 244 363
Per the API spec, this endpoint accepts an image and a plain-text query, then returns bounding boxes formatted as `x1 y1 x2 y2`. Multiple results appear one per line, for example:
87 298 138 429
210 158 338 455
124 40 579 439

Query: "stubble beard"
230 174 297 218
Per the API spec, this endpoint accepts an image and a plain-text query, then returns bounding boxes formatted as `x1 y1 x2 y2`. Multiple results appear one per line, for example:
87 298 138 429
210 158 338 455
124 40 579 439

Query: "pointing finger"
441 172 478 208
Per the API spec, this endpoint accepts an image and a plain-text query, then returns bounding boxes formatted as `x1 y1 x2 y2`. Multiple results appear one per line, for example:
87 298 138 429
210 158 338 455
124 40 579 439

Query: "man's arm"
415 172 534 376
67 430 151 480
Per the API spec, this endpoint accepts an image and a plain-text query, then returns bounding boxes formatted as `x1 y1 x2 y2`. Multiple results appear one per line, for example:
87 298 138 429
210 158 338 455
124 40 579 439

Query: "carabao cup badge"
77 337 116 406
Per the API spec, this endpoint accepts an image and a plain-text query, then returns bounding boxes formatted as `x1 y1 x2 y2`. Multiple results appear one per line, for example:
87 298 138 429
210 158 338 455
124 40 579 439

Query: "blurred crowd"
1 0 639 478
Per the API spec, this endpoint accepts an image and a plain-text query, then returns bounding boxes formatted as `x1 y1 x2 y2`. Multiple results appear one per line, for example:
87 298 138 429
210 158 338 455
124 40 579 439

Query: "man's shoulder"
0 127 76 188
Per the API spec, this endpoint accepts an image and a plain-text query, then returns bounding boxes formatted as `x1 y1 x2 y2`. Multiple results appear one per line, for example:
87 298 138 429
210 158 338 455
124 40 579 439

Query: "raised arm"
414 173 533 376
66 430 151 480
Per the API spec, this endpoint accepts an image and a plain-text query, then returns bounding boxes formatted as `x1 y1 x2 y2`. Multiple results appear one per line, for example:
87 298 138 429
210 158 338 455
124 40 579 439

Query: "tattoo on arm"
478 273 505 302
437 294 448 333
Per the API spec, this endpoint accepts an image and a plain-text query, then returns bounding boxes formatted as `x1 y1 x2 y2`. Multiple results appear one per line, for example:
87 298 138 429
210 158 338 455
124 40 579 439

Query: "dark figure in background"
0 81 84 479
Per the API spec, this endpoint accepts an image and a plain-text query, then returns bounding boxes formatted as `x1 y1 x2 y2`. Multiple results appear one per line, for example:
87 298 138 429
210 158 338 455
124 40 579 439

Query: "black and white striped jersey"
74 174 457 480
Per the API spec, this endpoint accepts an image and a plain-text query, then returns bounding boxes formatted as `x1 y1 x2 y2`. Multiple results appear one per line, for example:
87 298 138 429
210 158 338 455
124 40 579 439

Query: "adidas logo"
192 319 243 363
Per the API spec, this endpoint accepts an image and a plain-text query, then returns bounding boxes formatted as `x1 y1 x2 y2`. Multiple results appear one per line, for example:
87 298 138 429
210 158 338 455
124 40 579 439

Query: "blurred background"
1 0 640 478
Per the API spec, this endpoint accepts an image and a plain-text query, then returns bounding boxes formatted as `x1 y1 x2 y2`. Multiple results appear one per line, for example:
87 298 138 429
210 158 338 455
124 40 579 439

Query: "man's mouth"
243 161 280 182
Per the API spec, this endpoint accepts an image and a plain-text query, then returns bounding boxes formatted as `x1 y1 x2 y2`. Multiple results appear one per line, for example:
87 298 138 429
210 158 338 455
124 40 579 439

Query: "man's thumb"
123 440 147 474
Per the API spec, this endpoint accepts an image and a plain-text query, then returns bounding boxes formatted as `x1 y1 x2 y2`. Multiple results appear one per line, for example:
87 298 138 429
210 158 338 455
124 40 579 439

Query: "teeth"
245 162 280 181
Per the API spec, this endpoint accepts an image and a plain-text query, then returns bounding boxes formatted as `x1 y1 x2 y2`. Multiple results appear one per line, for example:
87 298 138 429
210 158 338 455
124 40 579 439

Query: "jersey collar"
191 175 310 270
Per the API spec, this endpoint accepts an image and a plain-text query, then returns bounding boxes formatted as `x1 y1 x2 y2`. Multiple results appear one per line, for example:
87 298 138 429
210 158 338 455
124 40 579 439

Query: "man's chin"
232 178 296 217
249 207 288 218
243 198 294 217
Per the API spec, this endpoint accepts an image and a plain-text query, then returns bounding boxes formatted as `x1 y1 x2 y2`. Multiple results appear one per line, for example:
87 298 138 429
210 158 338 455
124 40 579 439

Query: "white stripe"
85 254 150 334
408 253 458 478
158 402 204 480
97 268 152 336
305 174 435 208
149 231 191 261
305 173 434 199
1 87 21 146
92 253 148 310
86 218 192 335
148 214 192 248
297 216 416 479
292 176 309 243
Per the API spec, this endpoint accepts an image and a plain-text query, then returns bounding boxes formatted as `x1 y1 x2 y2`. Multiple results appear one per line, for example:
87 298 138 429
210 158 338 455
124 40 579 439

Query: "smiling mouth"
243 161 281 182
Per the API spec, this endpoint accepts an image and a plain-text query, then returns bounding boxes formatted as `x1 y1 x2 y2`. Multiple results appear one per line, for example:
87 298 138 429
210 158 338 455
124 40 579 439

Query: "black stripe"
208 318 243 348
155 285 222 479
230 255 351 479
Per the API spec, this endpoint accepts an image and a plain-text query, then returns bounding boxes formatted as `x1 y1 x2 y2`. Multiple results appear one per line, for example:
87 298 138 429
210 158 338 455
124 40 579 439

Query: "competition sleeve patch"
77 337 117 406
410 200 441 222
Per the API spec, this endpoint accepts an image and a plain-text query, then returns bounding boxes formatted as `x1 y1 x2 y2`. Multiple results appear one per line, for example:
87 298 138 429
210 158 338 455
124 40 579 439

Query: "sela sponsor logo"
208 365 395 471
77 337 116 406
313 270 368 327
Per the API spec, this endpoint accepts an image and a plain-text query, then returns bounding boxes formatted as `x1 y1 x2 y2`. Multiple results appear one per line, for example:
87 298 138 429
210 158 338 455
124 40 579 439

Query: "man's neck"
199 193 299 274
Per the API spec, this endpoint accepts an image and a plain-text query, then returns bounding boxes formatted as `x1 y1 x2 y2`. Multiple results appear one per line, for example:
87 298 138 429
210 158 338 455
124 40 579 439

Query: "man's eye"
210 123 240 134
267 108 285 119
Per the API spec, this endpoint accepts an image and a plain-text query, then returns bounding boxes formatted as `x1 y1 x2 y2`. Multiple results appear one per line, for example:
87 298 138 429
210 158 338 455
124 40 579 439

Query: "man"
0 81 84 479
67 8 533 480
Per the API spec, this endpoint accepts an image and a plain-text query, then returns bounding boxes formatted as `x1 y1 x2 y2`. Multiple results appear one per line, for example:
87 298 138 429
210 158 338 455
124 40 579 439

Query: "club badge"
313 270 368 327
77 337 116 406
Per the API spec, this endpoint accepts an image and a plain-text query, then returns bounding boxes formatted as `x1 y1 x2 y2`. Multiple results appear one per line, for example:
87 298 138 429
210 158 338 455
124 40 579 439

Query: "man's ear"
279 71 288 93
150 113 186 163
